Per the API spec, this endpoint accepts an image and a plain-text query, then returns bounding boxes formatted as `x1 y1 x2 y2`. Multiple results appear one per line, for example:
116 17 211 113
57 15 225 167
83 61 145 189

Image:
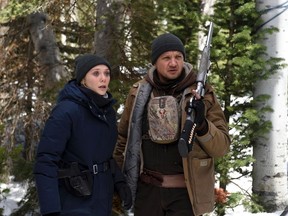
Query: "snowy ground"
0 176 285 216
0 179 28 216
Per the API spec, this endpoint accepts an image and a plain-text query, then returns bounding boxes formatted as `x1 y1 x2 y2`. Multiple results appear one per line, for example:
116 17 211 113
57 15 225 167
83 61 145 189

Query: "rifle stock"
178 22 214 157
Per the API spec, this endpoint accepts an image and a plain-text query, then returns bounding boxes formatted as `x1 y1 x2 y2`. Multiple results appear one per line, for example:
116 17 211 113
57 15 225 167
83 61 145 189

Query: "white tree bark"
202 0 215 15
253 0 288 211
199 0 215 46
27 12 65 88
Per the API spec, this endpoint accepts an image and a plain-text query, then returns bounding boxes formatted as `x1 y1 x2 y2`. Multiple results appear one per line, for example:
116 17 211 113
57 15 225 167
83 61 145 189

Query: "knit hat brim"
151 33 186 64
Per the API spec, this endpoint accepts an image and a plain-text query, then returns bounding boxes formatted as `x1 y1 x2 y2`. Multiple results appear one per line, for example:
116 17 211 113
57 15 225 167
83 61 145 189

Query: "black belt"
58 161 110 178
92 161 110 174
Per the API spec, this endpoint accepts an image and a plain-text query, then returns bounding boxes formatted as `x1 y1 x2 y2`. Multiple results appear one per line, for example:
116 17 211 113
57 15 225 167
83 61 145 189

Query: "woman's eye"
93 71 100 76
105 71 110 77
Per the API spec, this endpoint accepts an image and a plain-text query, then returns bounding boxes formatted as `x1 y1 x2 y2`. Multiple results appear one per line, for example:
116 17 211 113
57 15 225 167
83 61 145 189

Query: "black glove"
192 99 208 135
185 99 208 136
192 99 205 125
43 213 61 216
115 182 132 210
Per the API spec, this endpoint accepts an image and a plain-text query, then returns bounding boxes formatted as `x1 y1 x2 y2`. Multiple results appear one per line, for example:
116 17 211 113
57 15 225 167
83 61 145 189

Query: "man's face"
154 51 184 82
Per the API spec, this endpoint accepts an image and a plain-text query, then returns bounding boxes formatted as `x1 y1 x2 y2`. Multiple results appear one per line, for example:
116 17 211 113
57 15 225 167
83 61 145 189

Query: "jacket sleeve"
34 102 74 215
195 90 230 158
113 86 137 169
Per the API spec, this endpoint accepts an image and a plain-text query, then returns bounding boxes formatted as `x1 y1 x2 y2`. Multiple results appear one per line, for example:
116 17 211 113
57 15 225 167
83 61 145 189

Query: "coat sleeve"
195 90 230 158
34 102 75 215
113 85 137 169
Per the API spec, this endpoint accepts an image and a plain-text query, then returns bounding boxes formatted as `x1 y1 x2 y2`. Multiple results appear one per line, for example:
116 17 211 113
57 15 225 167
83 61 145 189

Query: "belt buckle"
93 164 98 174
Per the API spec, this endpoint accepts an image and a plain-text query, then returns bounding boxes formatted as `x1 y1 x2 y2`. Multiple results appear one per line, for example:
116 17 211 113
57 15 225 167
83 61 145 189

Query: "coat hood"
57 79 89 105
57 79 115 109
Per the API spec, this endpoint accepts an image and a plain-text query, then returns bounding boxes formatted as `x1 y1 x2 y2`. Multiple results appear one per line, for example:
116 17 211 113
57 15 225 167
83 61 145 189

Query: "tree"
253 0 288 212
210 0 283 214
1 0 285 215
27 12 66 89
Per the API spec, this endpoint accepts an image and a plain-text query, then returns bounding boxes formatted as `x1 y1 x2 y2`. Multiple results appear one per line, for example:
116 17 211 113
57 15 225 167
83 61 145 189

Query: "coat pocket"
190 158 214 204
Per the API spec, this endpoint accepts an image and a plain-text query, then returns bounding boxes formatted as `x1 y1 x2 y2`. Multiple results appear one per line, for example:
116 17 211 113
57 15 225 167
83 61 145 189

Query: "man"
114 33 230 216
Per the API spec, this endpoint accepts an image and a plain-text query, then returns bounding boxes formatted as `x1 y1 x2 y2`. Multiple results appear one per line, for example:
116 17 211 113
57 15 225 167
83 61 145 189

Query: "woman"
34 54 132 216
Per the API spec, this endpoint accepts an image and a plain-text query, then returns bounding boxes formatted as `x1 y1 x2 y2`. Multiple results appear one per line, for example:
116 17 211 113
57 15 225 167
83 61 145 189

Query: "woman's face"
82 65 110 95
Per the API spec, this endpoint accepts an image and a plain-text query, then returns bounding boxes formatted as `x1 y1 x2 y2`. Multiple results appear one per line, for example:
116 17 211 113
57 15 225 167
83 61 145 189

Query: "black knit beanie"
75 54 111 84
151 33 186 64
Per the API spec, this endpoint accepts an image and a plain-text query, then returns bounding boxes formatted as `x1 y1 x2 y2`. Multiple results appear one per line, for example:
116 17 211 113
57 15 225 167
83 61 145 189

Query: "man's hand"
191 90 208 136
191 89 201 100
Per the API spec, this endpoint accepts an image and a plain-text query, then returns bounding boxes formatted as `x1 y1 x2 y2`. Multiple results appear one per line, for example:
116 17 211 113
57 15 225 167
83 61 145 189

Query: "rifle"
178 22 214 157
280 206 288 216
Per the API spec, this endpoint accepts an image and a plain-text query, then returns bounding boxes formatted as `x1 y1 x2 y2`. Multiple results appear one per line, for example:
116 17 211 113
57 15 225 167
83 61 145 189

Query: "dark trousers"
134 181 194 216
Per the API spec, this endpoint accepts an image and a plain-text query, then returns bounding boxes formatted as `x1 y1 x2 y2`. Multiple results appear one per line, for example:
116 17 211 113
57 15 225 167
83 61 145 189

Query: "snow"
0 176 285 216
0 179 28 216
223 174 284 216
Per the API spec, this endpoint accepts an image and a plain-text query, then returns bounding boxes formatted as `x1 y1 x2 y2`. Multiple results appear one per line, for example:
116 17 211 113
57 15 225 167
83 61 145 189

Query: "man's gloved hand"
192 99 205 125
115 182 132 210
191 99 208 136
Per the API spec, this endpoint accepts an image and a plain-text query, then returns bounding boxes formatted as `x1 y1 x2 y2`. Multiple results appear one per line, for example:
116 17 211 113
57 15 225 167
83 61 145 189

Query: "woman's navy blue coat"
34 80 124 216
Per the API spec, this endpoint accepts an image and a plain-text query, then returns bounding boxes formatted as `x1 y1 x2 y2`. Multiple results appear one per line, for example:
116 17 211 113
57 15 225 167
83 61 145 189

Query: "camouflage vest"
147 93 181 144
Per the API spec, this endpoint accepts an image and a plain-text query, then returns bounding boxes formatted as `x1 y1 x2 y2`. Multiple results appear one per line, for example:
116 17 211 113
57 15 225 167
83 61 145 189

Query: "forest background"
0 0 287 216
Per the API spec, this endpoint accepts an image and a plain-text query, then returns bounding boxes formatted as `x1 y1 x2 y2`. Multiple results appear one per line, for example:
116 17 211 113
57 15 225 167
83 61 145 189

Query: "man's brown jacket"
114 63 230 215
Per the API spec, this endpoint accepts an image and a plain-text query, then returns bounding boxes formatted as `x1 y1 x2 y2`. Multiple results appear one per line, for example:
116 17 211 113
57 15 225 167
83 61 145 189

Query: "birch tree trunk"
253 0 288 211
199 0 215 47
26 12 65 89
